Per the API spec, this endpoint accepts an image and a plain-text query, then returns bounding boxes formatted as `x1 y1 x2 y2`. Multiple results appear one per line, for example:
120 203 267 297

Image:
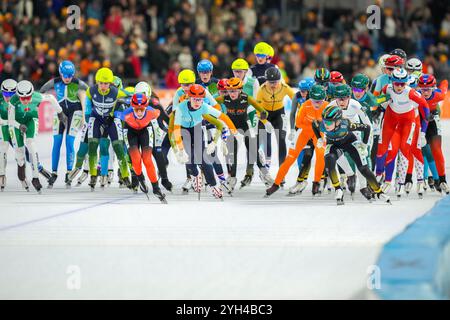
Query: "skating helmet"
187 84 206 98
1 79 17 98
197 59 213 73
330 71 345 83
231 58 249 70
59 60 75 78
418 74 436 88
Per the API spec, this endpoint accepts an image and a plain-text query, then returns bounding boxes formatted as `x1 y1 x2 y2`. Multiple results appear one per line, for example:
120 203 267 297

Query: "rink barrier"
376 195 450 299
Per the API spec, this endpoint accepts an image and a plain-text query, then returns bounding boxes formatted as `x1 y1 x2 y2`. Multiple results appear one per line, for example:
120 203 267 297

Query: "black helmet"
322 105 343 122
265 67 281 81
390 48 407 61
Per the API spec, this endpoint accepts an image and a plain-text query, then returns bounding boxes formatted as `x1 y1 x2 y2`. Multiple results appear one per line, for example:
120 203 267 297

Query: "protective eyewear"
227 89 241 94
311 99 323 104
323 119 335 126
19 96 32 103
393 82 406 87
385 67 395 71
191 97 204 103
419 87 433 92
255 54 267 59
352 87 365 93
1 91 15 98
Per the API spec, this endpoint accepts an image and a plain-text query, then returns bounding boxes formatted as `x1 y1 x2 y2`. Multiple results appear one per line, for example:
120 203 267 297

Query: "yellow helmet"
253 41 271 56
178 69 196 84
95 67 114 83
231 58 249 70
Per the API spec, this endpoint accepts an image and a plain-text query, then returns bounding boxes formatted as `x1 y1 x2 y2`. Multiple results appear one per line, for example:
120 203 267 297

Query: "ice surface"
0 121 449 299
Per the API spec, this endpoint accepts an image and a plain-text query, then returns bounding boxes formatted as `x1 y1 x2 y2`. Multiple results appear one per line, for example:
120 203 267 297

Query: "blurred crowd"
1 0 450 89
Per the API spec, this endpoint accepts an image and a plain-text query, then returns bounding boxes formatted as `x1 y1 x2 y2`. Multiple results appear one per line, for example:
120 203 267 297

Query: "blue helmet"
59 60 75 78
298 77 315 91
197 59 213 73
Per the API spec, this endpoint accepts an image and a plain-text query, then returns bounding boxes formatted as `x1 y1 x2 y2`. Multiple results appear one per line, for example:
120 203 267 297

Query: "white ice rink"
1 121 449 299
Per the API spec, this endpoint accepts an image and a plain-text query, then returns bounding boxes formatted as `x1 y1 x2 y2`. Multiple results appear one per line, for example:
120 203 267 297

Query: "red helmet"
385 55 404 68
131 93 149 110
418 74 436 88
217 78 229 91
187 84 206 98
330 71 344 83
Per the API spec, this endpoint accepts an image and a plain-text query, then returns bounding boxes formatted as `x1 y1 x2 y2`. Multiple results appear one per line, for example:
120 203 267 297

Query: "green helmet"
314 68 330 84
322 105 343 122
309 84 326 100
350 73 369 89
333 84 351 98
113 76 123 89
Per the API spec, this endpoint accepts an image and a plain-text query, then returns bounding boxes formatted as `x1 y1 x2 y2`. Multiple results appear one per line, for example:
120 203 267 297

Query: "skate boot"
99 175 108 189
435 180 442 193
122 176 131 189
264 183 280 198
222 176 237 194
136 174 148 193
312 181 321 196
404 174 413 195
130 171 139 192
18 164 29 191
427 176 435 191
347 175 356 195
335 188 344 205
439 177 450 195
416 180 424 199
77 170 89 186
39 166 52 181
288 180 307 196
182 177 192 194
161 178 173 192
65 172 71 188
152 182 168 203
88 175 97 191
259 171 274 187
0 175 5 191
395 183 403 198
240 174 253 189
192 174 203 193
47 172 58 189
360 187 373 201
376 191 391 204
211 185 223 200
340 174 348 191
118 169 126 188
107 169 114 185
67 168 80 184
31 178 42 194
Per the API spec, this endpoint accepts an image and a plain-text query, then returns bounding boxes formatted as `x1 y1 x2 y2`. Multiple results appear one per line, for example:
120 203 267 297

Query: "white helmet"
1 79 17 94
391 68 409 83
134 81 152 98
378 54 390 69
406 58 422 72
16 80 34 97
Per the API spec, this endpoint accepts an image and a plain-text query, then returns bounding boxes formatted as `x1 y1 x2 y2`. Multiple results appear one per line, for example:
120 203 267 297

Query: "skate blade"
286 192 300 197
336 200 344 205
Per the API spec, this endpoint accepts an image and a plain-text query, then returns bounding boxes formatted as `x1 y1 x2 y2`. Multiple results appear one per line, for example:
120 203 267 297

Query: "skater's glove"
175 149 189 164
356 142 368 157
288 129 296 141
316 138 324 149
260 111 268 121
221 141 228 156
57 112 68 128
420 132 427 148
19 124 27 134
206 141 216 155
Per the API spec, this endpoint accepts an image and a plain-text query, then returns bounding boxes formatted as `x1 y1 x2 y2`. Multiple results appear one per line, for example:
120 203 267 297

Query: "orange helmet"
187 84 206 98
226 77 243 90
